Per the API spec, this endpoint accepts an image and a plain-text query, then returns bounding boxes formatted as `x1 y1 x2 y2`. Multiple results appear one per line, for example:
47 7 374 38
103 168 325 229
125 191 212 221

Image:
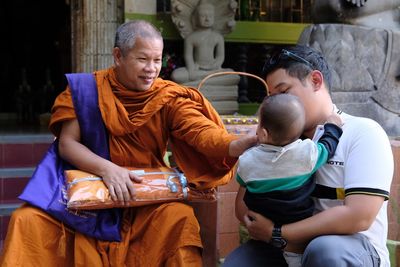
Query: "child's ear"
258 128 269 143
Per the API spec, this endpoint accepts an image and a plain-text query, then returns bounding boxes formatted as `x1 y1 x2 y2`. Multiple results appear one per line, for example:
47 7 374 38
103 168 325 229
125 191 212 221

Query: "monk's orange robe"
0 68 238 266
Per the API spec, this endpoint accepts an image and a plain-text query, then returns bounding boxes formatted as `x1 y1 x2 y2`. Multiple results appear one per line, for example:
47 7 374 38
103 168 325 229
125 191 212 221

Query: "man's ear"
310 70 323 91
113 47 122 65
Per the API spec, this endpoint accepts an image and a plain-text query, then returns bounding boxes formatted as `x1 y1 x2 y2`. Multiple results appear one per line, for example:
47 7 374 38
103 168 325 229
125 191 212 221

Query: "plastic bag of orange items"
65 167 216 210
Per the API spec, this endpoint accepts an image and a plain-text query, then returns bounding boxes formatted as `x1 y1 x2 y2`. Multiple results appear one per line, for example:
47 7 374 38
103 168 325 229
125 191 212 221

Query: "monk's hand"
229 134 258 157
102 165 139 203
243 210 274 242
129 171 143 184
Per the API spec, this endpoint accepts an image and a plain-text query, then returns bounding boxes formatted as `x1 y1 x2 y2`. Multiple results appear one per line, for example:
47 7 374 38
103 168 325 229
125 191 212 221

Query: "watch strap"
272 224 282 238
270 224 287 249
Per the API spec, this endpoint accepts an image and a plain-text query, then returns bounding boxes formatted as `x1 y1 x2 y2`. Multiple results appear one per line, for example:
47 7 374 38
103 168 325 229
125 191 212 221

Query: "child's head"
257 94 306 146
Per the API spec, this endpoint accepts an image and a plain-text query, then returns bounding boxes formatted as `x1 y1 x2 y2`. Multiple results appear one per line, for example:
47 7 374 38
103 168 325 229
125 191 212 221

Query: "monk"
0 20 256 266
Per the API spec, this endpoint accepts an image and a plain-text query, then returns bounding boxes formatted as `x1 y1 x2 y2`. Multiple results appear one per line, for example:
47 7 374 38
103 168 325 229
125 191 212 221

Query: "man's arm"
244 194 384 245
58 119 141 202
282 194 384 243
244 119 392 246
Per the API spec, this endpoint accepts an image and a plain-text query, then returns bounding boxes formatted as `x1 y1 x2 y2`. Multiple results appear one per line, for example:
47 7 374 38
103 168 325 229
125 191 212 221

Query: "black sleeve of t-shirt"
318 123 343 159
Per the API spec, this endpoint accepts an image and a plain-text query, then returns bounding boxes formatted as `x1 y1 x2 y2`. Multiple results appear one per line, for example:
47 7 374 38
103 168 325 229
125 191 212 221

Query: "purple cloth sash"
19 73 122 241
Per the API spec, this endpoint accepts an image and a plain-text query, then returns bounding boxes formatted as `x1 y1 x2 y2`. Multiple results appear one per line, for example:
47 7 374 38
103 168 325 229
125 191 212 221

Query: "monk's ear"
113 47 123 65
310 70 323 91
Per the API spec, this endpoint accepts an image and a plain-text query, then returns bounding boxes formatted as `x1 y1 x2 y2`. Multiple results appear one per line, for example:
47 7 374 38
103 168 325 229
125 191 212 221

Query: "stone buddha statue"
170 0 240 114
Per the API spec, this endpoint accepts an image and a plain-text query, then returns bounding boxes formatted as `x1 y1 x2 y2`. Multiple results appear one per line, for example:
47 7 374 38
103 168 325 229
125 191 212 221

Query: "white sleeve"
344 119 393 196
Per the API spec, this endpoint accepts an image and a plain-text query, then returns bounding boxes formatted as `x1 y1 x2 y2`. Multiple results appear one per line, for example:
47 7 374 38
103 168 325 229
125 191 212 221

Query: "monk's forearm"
194 128 256 158
58 136 115 176
229 135 258 157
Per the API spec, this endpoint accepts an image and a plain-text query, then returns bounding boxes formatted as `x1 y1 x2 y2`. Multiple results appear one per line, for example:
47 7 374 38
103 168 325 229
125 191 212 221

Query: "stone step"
0 134 53 247
0 167 34 244
0 167 34 206
0 204 21 216
0 134 53 168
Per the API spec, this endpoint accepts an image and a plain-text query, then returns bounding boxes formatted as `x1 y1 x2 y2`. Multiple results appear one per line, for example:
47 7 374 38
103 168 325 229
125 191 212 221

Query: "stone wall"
298 24 400 137
389 139 400 240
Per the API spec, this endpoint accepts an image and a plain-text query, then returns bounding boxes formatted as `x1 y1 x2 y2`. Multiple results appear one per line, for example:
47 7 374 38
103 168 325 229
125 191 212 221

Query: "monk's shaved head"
114 20 163 56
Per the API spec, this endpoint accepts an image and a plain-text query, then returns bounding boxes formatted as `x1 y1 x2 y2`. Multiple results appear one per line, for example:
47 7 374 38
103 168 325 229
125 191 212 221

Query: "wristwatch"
270 225 287 249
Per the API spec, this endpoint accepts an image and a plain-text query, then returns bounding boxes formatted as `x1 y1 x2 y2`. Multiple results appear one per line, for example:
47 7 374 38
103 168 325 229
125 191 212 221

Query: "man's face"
266 68 318 133
114 36 163 91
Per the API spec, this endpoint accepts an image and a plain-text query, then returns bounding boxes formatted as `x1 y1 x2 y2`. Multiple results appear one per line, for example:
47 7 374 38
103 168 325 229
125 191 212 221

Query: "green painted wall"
125 13 308 44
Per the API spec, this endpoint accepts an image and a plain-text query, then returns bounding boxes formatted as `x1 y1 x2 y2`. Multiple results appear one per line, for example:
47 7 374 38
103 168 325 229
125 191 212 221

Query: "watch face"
271 237 287 249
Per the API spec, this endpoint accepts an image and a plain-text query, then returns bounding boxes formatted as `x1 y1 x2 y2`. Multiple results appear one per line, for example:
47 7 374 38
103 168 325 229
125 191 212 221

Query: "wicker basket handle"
197 71 269 96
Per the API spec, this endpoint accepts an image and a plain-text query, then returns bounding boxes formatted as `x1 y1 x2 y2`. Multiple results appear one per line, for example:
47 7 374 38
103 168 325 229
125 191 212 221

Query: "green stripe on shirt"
236 142 329 193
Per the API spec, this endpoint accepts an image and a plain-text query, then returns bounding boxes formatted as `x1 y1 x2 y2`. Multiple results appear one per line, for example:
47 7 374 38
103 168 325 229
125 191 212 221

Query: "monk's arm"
58 119 114 176
229 135 257 157
168 98 256 157
58 119 142 202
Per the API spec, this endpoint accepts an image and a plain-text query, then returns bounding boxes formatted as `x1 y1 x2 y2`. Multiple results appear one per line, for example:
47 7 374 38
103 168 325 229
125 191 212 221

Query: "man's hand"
101 165 143 203
243 210 274 242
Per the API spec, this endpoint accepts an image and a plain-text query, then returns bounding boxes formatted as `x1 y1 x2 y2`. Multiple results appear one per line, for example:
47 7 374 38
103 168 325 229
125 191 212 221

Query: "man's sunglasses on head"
262 49 313 74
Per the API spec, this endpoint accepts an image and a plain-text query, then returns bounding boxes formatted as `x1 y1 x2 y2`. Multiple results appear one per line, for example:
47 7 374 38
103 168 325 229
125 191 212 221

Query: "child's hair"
259 94 306 146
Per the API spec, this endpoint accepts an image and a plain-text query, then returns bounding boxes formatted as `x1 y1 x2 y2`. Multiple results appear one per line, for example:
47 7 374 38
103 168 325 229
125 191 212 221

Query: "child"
235 93 342 267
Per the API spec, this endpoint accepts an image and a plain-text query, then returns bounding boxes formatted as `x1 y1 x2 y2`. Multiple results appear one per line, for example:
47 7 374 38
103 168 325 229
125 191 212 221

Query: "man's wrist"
269 224 287 249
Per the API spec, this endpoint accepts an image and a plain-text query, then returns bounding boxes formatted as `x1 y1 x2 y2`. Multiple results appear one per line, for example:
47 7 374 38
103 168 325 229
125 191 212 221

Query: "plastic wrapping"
65 167 217 210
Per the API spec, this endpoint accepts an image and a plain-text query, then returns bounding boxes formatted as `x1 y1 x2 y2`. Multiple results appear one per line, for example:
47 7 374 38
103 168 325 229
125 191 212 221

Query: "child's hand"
325 113 343 127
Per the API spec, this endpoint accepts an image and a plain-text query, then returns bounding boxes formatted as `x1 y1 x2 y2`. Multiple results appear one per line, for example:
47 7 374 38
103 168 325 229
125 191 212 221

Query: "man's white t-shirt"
312 108 394 267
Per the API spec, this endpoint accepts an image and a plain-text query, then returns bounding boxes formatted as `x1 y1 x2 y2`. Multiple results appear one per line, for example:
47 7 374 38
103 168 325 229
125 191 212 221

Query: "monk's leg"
165 246 202 267
73 233 104 267
125 202 203 266
0 204 75 267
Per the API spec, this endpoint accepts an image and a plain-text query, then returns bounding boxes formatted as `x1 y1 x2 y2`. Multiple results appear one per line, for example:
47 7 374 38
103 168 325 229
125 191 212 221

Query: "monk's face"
113 36 163 91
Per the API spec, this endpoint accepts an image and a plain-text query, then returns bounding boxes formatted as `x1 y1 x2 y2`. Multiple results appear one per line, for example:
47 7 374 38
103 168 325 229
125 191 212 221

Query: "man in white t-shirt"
223 45 394 267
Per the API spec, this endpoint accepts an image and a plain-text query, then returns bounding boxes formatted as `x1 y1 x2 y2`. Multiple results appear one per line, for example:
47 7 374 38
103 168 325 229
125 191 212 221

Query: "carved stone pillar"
236 44 250 103
70 0 124 72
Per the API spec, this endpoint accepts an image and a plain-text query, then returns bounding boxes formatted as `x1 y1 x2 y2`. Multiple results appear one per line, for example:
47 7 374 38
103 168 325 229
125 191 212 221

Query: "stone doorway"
0 0 124 132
